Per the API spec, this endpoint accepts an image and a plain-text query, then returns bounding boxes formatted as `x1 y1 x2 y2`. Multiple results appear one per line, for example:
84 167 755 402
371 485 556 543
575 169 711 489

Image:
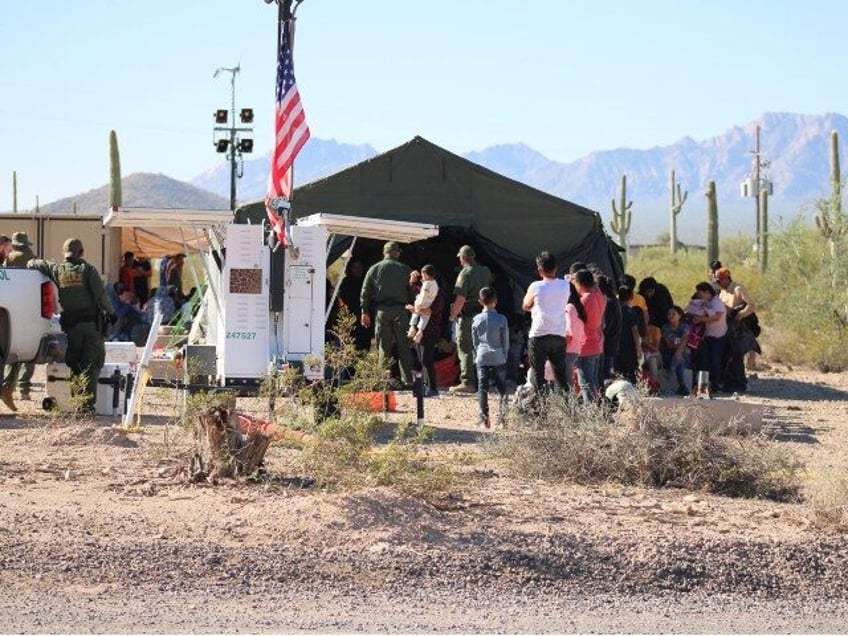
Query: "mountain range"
12 112 844 244
191 112 846 243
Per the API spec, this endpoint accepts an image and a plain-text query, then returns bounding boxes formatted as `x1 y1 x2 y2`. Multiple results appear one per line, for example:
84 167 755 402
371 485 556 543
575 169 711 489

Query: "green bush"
759 216 848 371
299 417 454 496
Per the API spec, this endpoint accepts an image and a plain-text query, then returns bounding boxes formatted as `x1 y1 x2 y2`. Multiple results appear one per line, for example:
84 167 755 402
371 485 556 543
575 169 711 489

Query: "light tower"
212 64 254 211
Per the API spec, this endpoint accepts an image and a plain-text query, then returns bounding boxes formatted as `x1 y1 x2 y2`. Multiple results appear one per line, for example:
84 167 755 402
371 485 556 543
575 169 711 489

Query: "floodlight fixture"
215 138 230 153
215 109 228 124
238 138 254 153
240 108 254 124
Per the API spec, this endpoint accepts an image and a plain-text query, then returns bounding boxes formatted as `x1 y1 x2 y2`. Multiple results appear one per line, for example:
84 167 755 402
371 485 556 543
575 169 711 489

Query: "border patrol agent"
360 241 414 387
449 245 492 393
29 238 116 414
2 232 39 403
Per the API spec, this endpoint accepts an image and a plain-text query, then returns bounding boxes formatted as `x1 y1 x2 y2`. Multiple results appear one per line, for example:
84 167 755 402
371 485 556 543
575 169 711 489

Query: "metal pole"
229 70 237 211
754 125 761 254
413 370 424 429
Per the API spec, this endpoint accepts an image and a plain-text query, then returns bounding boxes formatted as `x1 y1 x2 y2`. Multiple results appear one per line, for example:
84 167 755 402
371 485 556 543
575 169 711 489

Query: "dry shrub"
493 393 803 502
809 474 848 531
299 417 454 497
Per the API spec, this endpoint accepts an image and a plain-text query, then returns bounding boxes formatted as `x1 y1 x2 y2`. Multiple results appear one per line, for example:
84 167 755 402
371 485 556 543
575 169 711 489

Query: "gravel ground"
1 363 847 633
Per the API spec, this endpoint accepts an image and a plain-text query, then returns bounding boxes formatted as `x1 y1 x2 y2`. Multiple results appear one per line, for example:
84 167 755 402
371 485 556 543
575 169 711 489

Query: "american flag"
266 16 310 246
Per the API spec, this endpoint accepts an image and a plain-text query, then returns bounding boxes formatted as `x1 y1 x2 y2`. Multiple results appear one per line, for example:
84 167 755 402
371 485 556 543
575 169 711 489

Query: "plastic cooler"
43 343 138 415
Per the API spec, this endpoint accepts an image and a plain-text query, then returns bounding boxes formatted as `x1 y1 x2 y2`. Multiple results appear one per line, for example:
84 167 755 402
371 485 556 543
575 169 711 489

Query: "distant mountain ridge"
19 112 843 246
35 173 229 215
191 112 845 242
191 138 378 206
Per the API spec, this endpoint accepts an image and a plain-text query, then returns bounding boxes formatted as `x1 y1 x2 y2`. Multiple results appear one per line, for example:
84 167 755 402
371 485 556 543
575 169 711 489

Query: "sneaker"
0 389 17 412
448 384 476 394
412 330 424 344
407 327 417 340
478 415 491 428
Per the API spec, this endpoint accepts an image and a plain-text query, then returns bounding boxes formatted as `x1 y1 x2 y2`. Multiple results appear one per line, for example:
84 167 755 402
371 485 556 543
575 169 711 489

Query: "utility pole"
740 124 773 259
213 65 254 211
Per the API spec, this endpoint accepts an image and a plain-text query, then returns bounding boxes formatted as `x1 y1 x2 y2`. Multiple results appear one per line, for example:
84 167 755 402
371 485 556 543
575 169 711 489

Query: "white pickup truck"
0 268 62 365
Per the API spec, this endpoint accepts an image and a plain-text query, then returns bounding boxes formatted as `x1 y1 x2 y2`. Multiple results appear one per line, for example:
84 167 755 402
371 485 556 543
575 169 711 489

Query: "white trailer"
102 208 438 397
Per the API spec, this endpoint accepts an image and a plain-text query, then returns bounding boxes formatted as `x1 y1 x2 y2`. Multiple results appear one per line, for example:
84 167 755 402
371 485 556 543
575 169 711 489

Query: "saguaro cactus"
759 188 769 272
12 171 17 214
610 174 632 266
705 181 719 267
109 130 122 210
815 130 845 256
669 169 688 254
831 129 841 217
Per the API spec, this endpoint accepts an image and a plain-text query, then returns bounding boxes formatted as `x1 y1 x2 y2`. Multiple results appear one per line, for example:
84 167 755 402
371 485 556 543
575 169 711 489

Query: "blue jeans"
662 349 690 387
576 354 602 404
696 336 726 392
477 363 507 422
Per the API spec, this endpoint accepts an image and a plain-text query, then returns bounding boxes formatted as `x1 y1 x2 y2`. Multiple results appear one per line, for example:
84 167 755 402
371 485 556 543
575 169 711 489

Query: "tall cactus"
831 129 841 217
610 174 632 267
759 188 769 273
12 171 17 214
669 169 688 254
109 129 122 210
816 130 844 246
705 180 719 267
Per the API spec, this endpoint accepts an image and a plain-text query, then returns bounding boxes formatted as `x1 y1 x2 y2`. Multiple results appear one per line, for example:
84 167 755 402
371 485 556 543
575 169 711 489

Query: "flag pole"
265 0 307 251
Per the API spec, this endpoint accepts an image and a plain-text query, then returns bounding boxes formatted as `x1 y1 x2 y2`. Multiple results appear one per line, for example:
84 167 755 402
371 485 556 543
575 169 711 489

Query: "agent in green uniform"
3 232 38 401
449 245 492 393
360 241 414 387
28 238 116 414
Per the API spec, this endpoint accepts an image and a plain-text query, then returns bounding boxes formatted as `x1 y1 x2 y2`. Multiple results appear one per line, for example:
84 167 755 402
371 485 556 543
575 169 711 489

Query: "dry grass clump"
808 474 848 531
299 417 454 496
493 393 803 502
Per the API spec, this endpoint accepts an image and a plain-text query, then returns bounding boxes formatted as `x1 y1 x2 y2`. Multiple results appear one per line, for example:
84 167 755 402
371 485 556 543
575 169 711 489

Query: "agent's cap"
383 241 401 255
457 245 475 260
11 231 32 247
63 238 84 258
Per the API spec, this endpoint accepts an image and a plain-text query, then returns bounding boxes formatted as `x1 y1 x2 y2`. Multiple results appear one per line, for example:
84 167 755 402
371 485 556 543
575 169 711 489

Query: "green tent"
238 136 623 320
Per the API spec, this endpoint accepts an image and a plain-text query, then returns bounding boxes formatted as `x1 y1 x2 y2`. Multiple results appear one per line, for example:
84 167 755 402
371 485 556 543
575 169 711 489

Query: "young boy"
406 264 439 344
471 286 509 428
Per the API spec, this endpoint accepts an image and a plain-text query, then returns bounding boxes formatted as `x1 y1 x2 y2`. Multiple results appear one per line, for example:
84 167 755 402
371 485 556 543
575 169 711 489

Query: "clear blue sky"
2 0 846 208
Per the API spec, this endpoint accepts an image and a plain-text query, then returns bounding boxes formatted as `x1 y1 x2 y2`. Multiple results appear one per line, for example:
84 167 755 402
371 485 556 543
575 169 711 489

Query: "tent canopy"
103 207 234 257
237 136 623 319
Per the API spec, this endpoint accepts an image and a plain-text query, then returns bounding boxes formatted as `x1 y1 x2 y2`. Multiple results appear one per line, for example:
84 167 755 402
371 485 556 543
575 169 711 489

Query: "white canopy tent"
102 207 235 257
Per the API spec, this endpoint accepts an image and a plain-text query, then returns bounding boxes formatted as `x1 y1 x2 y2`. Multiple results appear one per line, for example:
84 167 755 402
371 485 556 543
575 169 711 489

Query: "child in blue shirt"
472 287 510 428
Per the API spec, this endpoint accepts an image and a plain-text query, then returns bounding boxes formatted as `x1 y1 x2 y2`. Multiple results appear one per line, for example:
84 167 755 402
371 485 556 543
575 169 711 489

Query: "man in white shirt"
522 251 571 394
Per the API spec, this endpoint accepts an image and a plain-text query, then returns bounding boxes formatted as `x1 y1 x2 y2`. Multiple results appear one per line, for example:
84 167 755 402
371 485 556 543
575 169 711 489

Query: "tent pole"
325 235 356 324
179 226 203 294
188 222 226 332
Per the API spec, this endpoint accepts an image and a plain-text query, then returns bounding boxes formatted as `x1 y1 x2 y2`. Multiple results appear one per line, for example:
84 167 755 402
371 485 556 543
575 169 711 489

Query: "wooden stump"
191 393 271 481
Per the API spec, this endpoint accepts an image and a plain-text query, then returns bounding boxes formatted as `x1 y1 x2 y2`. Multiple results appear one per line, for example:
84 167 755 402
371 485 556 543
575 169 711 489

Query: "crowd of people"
336 242 761 428
108 251 198 344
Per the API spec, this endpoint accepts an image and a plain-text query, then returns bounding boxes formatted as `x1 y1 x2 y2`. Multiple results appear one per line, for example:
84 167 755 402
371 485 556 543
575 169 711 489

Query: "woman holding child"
685 282 727 395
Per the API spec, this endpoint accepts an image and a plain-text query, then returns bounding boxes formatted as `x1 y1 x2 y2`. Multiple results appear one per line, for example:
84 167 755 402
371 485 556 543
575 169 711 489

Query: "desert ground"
1 362 848 633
